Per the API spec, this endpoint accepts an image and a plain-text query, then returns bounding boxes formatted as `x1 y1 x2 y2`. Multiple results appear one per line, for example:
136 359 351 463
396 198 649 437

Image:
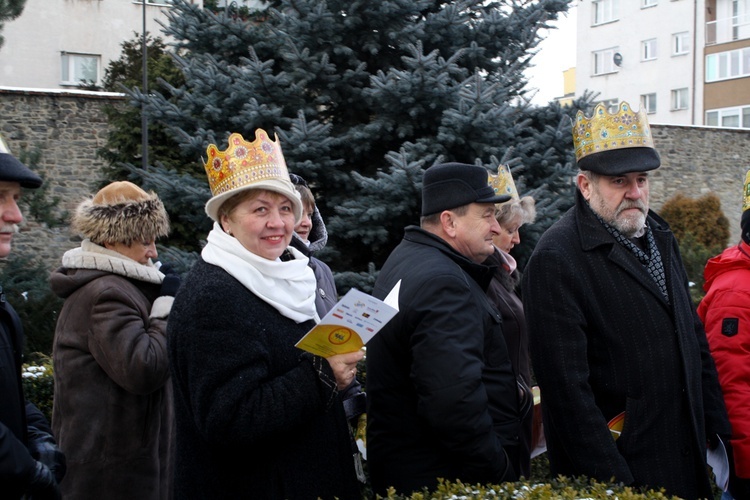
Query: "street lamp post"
142 0 149 169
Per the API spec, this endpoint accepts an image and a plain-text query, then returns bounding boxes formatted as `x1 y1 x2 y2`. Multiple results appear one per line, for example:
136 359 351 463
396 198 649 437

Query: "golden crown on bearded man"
572 101 655 162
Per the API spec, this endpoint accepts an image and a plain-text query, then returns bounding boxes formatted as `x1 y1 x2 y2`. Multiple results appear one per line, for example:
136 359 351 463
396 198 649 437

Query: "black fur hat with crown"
72 181 170 245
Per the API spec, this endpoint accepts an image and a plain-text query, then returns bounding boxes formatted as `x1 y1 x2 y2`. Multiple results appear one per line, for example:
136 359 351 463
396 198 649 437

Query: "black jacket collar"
402 225 497 290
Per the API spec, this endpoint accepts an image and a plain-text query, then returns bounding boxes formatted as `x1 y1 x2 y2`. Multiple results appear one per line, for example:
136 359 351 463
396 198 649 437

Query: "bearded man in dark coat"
367 163 524 496
522 102 731 499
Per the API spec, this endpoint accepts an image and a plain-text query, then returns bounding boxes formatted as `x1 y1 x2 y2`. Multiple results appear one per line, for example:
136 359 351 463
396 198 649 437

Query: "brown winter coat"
51 242 174 500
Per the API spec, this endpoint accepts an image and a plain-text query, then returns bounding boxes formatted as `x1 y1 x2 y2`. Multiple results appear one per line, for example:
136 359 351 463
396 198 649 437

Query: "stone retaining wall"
1 88 749 271
650 123 750 245
0 88 121 269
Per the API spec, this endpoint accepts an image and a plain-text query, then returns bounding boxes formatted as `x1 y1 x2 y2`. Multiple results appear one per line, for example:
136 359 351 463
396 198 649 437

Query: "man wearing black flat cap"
0 137 66 499
367 162 523 495
522 102 730 499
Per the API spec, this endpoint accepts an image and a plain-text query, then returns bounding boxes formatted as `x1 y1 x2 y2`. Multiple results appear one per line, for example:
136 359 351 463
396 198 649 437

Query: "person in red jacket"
698 169 750 500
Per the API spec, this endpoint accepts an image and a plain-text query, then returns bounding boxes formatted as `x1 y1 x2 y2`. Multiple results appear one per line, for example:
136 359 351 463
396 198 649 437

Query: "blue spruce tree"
121 0 591 289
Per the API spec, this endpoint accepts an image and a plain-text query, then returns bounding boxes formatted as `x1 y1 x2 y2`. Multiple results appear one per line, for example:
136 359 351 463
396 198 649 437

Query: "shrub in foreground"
375 477 679 499
22 355 54 421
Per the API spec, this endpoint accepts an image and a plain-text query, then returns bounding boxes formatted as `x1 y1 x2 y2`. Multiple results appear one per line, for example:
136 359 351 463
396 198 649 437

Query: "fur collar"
62 239 164 285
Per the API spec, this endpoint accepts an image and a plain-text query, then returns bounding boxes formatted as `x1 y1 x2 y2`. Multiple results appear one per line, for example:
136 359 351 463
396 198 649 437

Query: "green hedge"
375 477 680 499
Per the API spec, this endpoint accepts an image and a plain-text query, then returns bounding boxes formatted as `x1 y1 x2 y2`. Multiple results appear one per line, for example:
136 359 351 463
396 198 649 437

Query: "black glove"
161 275 181 296
159 264 181 297
28 427 66 484
28 460 61 500
709 432 731 451
729 476 750 500
723 439 750 500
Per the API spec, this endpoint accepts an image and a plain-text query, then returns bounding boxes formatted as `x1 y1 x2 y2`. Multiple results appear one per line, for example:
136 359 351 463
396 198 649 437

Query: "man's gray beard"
594 197 648 238
610 212 646 238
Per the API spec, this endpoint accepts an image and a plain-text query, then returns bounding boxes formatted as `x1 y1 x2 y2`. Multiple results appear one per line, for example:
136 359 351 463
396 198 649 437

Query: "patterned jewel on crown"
572 101 655 162
487 164 518 201
204 129 289 197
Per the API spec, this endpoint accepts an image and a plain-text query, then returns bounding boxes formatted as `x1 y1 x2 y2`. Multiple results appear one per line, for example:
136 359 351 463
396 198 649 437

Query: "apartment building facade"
575 0 750 127
705 0 750 126
0 0 202 91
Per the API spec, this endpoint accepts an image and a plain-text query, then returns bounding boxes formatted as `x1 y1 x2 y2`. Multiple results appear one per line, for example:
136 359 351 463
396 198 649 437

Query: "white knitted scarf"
202 222 319 324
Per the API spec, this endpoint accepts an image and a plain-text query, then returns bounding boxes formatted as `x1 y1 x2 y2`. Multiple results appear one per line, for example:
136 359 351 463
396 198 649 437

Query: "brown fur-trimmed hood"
72 182 170 245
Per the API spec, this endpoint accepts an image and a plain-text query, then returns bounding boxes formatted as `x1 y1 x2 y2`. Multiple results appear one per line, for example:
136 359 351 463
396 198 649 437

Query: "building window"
642 39 658 61
642 0 658 7
641 93 657 114
61 53 100 86
706 47 750 81
670 88 689 110
593 48 619 75
706 105 750 128
592 0 619 25
672 32 690 55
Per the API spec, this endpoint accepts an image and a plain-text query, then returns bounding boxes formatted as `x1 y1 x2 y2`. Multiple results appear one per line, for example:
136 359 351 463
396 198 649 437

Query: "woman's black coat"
167 259 359 500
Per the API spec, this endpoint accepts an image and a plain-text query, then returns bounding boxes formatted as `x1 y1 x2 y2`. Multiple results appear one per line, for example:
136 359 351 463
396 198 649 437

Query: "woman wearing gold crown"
484 165 537 478
167 129 363 499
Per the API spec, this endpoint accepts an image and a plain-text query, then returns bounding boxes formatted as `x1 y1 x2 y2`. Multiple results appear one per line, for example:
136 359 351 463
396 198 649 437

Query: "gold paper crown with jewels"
487 165 518 202
203 129 301 222
743 169 750 213
572 101 655 162
204 129 288 196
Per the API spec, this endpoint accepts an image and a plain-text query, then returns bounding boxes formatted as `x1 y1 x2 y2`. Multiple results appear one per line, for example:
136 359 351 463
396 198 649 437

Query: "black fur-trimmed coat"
167 259 359 499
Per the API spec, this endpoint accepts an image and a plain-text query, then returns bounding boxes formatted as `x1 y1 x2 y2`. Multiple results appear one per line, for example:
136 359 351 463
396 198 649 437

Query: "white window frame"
706 47 750 81
642 0 658 8
672 32 690 55
593 47 619 75
642 39 658 61
706 105 750 128
592 0 619 25
670 88 689 110
641 93 657 114
60 52 100 86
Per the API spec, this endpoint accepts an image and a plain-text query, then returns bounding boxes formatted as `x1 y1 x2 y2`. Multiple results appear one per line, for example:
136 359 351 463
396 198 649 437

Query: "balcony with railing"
707 14 750 45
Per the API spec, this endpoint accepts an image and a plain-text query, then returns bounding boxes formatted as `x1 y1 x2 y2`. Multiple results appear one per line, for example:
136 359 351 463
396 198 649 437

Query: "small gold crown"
488 165 518 201
572 101 654 162
743 169 750 213
204 129 289 197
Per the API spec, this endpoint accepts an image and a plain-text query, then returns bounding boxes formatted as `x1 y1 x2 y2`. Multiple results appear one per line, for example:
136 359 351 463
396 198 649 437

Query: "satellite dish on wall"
613 53 623 67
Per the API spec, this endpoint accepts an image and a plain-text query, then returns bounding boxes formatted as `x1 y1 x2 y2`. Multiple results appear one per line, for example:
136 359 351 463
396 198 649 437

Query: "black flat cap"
577 147 661 176
0 135 43 189
422 162 510 216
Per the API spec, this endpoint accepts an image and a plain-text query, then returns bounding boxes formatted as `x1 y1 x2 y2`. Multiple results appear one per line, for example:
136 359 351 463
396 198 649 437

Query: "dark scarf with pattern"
592 209 670 303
